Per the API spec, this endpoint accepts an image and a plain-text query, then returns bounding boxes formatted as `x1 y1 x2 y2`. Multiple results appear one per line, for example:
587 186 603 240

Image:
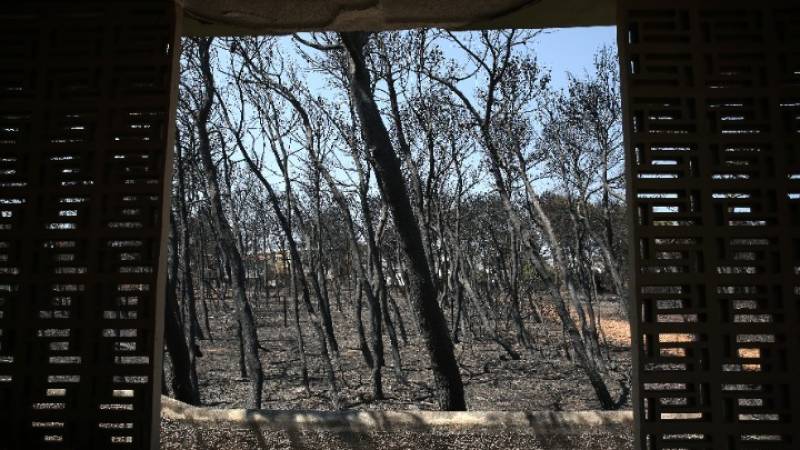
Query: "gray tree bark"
340 31 466 411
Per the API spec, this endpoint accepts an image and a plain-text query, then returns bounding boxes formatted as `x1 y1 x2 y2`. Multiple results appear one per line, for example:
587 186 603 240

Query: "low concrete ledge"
161 396 633 435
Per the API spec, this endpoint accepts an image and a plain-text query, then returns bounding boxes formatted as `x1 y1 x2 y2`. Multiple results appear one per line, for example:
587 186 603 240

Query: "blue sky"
533 26 617 89
213 27 620 189
295 26 618 95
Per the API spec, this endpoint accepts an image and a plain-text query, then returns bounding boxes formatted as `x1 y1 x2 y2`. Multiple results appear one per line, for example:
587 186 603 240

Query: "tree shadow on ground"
245 409 430 450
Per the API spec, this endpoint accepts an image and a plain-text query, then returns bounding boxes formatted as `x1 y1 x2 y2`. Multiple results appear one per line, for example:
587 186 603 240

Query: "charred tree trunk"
193 37 263 408
165 213 200 405
388 294 408 343
341 31 465 411
355 282 374 369
291 271 311 394
174 133 205 342
219 85 342 410
236 319 247 379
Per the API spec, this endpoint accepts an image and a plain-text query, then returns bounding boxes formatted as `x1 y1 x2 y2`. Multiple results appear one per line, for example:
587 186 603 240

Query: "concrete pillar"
0 1 180 448
619 1 800 448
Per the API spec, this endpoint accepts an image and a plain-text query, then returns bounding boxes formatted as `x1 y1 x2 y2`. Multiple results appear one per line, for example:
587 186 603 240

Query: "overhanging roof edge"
181 0 617 37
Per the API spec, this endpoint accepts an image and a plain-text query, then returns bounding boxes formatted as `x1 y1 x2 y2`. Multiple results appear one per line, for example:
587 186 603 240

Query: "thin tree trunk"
165 214 200 405
291 271 311 394
193 37 263 408
459 261 521 360
175 133 205 342
236 320 247 379
215 63 341 408
355 282 374 369
387 293 408 345
380 287 406 382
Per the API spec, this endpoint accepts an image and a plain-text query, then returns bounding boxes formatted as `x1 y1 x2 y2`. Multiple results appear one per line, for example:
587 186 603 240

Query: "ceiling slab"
182 0 617 36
